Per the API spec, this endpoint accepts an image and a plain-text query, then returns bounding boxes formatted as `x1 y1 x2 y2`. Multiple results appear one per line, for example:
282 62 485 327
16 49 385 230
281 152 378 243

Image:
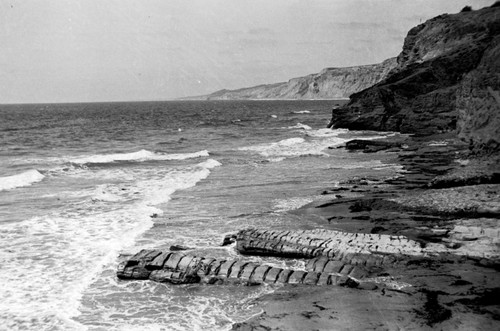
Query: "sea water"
0 100 400 330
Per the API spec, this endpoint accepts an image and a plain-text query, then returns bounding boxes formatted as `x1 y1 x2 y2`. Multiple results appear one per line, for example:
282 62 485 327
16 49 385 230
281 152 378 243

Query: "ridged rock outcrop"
329 5 500 147
117 250 364 286
237 225 500 263
236 228 427 261
185 58 396 100
117 219 499 286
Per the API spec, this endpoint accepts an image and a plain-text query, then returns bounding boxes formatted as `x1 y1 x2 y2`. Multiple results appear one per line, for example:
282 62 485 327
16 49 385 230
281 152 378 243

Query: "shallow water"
0 100 400 330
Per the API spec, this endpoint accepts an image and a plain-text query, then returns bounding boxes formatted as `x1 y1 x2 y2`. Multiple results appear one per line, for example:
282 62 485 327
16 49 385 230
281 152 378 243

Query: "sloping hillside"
328 4 500 152
186 58 396 100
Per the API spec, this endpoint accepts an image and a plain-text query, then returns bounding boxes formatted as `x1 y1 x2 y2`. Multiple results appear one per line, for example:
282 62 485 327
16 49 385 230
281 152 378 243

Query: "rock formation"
117 217 498 287
117 250 365 287
184 58 397 100
456 30 500 153
328 5 500 152
236 228 426 260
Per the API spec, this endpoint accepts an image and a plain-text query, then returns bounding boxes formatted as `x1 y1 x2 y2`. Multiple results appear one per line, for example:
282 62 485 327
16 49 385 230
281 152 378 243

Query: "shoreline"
231 133 500 330
112 130 499 330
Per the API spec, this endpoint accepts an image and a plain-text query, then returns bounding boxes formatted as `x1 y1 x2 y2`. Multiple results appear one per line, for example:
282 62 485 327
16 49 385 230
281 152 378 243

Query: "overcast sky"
0 0 496 103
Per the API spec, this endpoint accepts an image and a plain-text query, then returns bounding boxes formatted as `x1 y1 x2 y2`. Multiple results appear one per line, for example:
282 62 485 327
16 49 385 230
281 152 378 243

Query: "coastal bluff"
329 5 500 153
183 57 397 100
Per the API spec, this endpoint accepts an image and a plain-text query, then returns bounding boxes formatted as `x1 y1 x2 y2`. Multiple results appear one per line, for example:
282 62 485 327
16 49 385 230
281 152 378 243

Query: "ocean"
0 100 401 330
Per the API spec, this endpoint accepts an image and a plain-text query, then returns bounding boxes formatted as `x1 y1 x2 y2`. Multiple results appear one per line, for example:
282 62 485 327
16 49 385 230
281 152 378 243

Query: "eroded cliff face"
330 5 500 151
456 34 500 153
192 58 396 100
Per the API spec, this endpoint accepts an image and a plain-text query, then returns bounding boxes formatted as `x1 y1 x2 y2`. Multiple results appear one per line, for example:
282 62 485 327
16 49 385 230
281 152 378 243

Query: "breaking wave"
71 149 209 164
0 169 45 191
238 131 348 158
287 123 312 130
0 158 222 330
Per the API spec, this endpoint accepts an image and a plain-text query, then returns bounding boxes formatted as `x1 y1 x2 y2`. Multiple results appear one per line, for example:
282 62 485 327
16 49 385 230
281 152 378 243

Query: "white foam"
238 128 398 160
327 159 404 172
71 149 209 164
137 159 221 205
305 128 349 138
198 158 222 169
373 164 405 171
287 123 312 130
0 169 45 191
0 205 158 330
329 160 384 169
292 110 310 114
90 184 129 202
272 197 315 212
267 157 286 163
0 158 222 330
239 135 346 158
91 283 272 331
280 137 305 146
428 141 448 146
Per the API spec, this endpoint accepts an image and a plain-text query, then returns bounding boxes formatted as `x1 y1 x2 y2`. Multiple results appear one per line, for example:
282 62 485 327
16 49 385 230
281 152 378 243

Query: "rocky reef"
184 58 396 100
329 5 500 153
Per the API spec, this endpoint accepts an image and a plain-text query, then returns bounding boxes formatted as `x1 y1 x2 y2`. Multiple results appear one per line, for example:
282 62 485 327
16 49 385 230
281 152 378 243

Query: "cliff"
329 4 500 152
187 58 397 100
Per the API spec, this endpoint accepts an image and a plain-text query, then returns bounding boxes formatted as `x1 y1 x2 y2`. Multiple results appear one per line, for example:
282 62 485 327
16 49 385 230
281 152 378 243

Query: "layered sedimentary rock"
236 228 426 260
117 250 363 286
329 5 500 151
185 58 396 100
118 216 499 286
237 225 500 264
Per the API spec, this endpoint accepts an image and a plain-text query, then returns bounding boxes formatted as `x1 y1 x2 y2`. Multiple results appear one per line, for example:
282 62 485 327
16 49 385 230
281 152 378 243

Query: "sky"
0 0 496 103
